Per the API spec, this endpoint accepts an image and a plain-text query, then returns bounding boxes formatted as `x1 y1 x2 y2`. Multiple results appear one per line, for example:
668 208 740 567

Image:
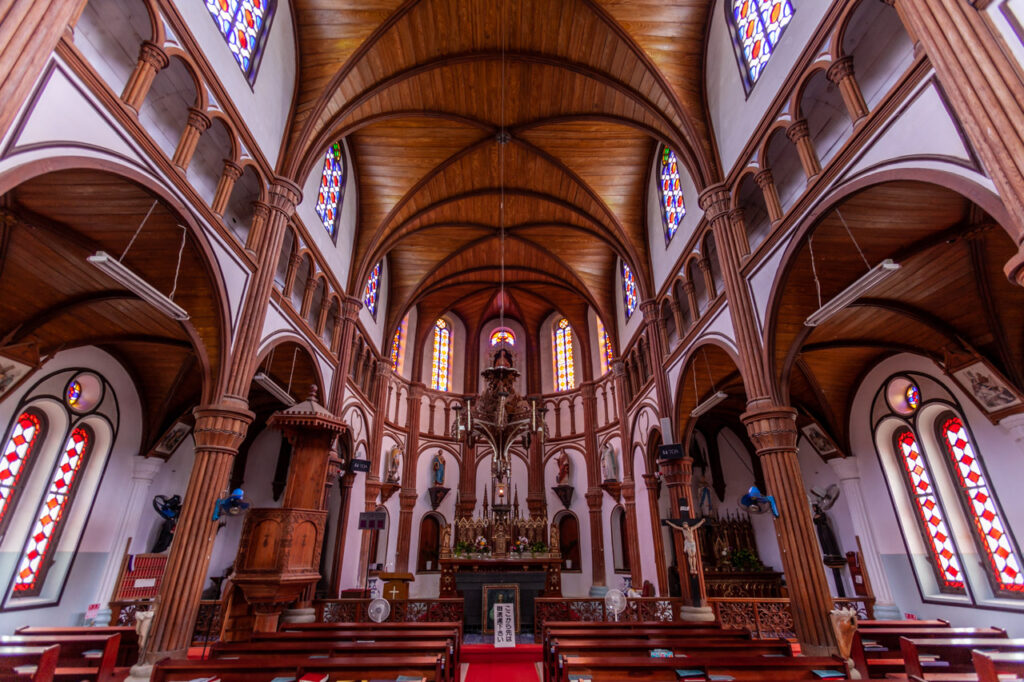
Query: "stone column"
828 456 901 619
787 119 821 179
754 169 783 223
121 41 168 111
210 160 243 216
139 405 253 663
826 56 868 123
91 456 163 625
642 473 669 595
394 384 424 572
172 107 211 170
743 407 835 652
894 0 1024 258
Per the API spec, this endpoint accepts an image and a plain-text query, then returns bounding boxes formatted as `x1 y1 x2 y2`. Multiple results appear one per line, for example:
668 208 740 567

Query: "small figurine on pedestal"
431 451 446 486
556 451 571 485
386 446 401 484
601 443 618 482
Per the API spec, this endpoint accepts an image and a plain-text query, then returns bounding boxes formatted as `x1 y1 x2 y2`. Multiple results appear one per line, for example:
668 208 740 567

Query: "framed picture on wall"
800 423 838 456
149 420 192 458
945 350 1024 422
0 350 36 401
482 583 520 634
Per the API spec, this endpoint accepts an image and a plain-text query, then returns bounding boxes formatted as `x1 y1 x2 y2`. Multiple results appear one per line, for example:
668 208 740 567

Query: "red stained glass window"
622 262 638 320
490 328 515 347
431 319 451 392
553 318 575 392
660 148 685 242
364 262 381 316
0 412 43 530
390 321 404 372
314 143 345 236
204 0 273 82
732 0 794 86
597 318 613 375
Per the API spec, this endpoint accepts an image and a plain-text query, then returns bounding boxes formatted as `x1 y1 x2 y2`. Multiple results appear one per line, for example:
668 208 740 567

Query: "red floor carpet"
463 643 541 682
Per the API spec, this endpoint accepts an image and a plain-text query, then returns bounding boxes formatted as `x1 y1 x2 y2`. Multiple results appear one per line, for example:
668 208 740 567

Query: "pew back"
0 645 59 682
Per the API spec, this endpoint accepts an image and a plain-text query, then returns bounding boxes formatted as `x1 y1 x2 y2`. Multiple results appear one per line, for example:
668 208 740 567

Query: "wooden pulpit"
379 572 414 601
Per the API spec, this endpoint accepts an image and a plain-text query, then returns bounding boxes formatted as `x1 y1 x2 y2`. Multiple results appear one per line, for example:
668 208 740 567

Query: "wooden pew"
900 638 1024 679
211 639 456 682
0 645 60 682
972 651 1024 682
151 653 443 682
559 653 847 681
850 627 1007 679
859 620 950 629
259 625 462 669
14 627 138 667
0 634 121 682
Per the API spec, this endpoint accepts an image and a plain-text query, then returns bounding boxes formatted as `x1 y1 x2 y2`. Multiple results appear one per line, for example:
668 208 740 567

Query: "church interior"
0 0 1023 679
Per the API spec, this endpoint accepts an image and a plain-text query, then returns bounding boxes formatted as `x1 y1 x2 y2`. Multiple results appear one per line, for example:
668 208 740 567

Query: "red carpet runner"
463 643 542 682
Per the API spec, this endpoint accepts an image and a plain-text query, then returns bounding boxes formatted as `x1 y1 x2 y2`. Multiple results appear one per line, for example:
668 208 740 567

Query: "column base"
280 607 316 624
679 605 715 623
871 602 902 620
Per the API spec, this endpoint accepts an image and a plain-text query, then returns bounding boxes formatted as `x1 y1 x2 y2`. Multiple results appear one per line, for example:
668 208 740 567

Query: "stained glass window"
731 0 794 86
938 415 1024 593
314 143 345 237
660 148 685 242
14 426 91 595
0 412 43 530
390 323 404 372
905 384 920 411
65 381 81 409
364 262 381 316
431 319 451 392
597 318 613 375
490 328 515 347
204 0 274 82
622 262 638 320
553 318 576 392
894 427 965 592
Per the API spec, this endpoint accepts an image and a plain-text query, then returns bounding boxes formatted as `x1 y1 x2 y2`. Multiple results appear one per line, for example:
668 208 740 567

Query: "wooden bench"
972 651 1024 682
0 634 121 682
14 627 138 667
259 624 462 669
851 627 1007 679
859 620 950 629
559 653 847 681
901 637 1024 678
211 638 456 681
151 653 443 681
0 645 60 682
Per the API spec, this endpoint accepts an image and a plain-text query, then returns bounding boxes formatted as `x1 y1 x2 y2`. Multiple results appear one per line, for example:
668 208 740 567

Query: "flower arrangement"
530 540 549 554
513 536 530 554
474 535 489 553
454 540 472 556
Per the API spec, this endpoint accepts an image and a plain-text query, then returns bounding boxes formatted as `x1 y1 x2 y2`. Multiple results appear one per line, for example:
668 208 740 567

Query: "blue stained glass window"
731 0 794 86
622 262 638 320
660 148 685 243
364 262 381 316
315 143 345 236
204 0 274 82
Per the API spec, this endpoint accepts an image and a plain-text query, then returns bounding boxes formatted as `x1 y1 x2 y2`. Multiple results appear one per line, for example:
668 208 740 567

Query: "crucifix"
388 584 400 600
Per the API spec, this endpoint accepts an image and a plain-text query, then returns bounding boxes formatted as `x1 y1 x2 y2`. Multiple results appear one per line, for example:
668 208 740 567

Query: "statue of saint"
440 523 452 555
431 451 446 487
386 446 401 484
550 522 560 552
600 443 618 482
556 450 571 486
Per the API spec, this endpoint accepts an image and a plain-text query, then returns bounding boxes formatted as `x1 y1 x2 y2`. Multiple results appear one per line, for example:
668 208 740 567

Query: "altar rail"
108 599 223 644
534 597 693 630
313 598 465 624
708 596 875 640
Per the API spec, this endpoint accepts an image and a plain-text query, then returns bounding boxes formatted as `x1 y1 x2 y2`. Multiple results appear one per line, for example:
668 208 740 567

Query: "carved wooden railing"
106 599 222 644
708 596 875 640
313 598 464 624
534 597 692 631
107 599 152 626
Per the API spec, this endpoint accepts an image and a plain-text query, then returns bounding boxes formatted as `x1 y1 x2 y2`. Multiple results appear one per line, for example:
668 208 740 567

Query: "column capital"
398 489 418 507
376 358 393 376
697 257 712 274
827 455 860 481
267 177 303 220
192 403 254 454
584 487 604 508
138 40 169 70
682 279 696 295
639 298 660 321
786 118 811 143
132 456 164 481
741 406 798 455
826 55 856 84
698 183 732 222
186 107 211 133
252 200 271 223
342 294 362 320
754 168 775 190
620 479 636 503
408 382 426 399
580 381 596 401
221 158 243 181
611 358 627 377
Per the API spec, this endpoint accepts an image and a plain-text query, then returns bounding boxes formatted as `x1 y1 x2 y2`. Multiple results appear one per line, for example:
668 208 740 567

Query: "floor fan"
605 588 627 622
368 597 391 624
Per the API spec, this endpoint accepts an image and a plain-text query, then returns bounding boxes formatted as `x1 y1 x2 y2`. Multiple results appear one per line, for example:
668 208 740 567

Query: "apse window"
431 318 452 391
204 0 275 84
553 318 576 392
873 373 1024 607
314 142 346 238
730 0 794 88
660 148 686 243
490 328 515 347
622 262 638 320
597 317 613 375
364 262 382 317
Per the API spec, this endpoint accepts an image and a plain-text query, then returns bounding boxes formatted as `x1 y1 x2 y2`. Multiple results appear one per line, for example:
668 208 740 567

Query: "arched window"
390 321 405 373
490 328 515 347
204 0 275 83
556 512 582 572
364 262 382 317
730 0 794 87
14 425 92 596
0 411 45 532
431 319 452 392
596 318 613 375
622 262 638 320
660 148 685 243
553 318 576 392
417 514 443 572
314 142 345 237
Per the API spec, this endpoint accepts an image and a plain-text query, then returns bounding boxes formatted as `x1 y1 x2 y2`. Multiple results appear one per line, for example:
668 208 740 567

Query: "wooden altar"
439 556 561 633
438 556 562 598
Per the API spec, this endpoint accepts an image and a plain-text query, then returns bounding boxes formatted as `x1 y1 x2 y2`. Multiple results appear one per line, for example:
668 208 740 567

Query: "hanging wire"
836 208 871 269
498 0 507 330
703 348 717 393
808 234 822 309
120 199 158 261
169 225 187 301
286 345 298 395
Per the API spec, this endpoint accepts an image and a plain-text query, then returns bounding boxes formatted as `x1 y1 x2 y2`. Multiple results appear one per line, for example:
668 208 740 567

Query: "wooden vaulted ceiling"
282 0 717 344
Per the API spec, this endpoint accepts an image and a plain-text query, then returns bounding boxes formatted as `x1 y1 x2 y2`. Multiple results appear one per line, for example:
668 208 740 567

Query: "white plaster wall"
984 1 1024 74
73 0 151 97
544 447 592 596
408 445 459 598
171 0 296 168
647 151 703 294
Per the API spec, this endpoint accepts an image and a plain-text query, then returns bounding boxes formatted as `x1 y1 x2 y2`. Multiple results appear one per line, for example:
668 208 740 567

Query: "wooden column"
669 298 686 338
246 201 270 255
211 160 243 216
329 469 356 596
743 407 835 652
585 487 606 588
327 296 363 408
683 281 699 321
172 107 211 170
786 119 821 179
581 382 606 587
395 383 424 572
642 473 669 595
640 300 672 419
526 430 547 519
457 440 476 520
143 405 253 658
826 56 868 123
658 456 694 604
283 252 301 298
620 479 643 588
754 169 783 224
895 0 1024 251
698 258 716 300
299 274 317 319
121 41 168 111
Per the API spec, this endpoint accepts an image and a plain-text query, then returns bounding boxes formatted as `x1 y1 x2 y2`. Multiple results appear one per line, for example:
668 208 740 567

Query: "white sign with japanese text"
494 602 516 648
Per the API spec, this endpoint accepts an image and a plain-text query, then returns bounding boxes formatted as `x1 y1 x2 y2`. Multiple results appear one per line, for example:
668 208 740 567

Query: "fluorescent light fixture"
691 391 728 418
804 259 900 327
254 371 296 406
87 251 189 321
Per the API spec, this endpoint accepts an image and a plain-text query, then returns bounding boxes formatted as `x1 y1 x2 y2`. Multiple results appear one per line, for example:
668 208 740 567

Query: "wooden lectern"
379 572 415 600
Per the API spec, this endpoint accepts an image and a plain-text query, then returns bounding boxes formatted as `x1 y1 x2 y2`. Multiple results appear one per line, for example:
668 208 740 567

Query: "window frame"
658 147 686 245
0 409 47 541
726 0 795 95
313 142 348 243
204 0 277 86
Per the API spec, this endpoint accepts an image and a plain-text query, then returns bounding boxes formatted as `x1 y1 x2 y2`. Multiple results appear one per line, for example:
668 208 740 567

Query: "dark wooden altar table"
439 556 561 633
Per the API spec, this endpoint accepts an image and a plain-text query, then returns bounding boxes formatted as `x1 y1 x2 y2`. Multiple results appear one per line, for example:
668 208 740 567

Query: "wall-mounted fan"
810 484 841 511
605 588 627 622
739 486 779 518
212 488 251 521
368 598 391 623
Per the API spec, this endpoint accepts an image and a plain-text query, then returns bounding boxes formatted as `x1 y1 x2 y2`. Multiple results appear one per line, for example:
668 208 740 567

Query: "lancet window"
597 318 613 375
0 411 44 532
314 142 345 237
553 318 576 392
660 148 685 242
364 262 381 316
622 263 638 320
204 0 274 82
431 319 452 392
731 0 794 86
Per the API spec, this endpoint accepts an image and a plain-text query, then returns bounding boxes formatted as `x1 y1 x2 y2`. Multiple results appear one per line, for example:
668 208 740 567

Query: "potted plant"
530 540 548 558
473 535 489 557
454 540 472 557
513 536 530 556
